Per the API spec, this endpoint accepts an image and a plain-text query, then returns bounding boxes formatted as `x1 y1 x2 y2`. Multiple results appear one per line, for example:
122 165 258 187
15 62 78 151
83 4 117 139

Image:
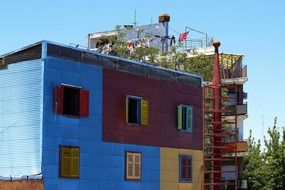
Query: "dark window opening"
128 97 141 124
55 85 89 117
182 107 187 130
63 87 80 116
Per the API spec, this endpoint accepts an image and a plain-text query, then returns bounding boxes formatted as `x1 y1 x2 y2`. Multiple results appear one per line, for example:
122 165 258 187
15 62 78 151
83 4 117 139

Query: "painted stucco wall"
0 60 43 177
42 57 160 190
103 68 203 150
160 148 203 190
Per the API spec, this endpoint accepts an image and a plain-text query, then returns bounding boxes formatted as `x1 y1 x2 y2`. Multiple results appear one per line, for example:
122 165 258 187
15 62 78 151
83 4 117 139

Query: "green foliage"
244 117 285 190
95 28 214 81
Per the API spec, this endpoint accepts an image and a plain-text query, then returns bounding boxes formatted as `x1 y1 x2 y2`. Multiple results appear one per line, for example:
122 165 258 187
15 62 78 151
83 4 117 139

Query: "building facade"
0 41 203 190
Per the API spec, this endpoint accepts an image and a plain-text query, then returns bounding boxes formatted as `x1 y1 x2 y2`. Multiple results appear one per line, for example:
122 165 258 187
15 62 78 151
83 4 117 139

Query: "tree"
264 117 285 190
243 117 285 190
243 131 271 190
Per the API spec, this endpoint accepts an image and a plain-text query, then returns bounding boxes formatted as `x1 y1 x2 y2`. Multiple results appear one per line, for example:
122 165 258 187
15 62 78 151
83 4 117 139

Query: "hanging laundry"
170 35 176 46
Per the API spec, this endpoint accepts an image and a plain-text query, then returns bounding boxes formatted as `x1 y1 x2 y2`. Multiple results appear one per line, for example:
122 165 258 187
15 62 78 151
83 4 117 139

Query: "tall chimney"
159 14 170 51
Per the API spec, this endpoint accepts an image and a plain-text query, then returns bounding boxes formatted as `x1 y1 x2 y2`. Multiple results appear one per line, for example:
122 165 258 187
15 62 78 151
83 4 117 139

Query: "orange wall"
160 148 203 190
0 180 43 190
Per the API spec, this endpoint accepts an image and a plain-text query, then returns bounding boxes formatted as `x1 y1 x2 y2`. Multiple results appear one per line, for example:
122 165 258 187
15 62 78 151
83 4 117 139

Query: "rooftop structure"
88 14 173 52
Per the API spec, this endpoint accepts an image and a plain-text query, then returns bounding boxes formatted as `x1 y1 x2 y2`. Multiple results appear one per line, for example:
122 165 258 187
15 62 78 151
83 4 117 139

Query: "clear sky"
1 0 284 142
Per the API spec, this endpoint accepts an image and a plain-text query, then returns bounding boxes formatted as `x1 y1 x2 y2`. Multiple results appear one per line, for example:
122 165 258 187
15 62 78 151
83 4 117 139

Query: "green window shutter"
141 99 149 126
70 148 79 177
186 107 193 131
177 106 182 130
61 147 71 177
126 97 129 124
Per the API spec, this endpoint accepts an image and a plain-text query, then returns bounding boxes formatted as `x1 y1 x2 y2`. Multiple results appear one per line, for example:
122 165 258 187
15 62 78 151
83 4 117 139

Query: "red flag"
179 31 189 42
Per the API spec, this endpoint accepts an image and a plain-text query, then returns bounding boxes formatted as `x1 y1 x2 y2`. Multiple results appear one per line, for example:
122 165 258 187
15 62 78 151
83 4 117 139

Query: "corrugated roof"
0 41 203 87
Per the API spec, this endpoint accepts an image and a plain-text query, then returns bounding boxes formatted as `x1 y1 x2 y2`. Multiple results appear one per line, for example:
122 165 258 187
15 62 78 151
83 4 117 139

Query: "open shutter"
61 147 71 177
177 106 182 130
126 97 129 124
141 100 148 126
186 107 193 131
80 89 89 117
55 86 64 114
71 148 80 177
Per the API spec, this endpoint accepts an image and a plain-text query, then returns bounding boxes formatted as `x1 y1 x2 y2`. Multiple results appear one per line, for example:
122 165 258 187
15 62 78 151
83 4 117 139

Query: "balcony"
223 141 248 153
236 104 247 115
224 104 247 116
243 92 248 100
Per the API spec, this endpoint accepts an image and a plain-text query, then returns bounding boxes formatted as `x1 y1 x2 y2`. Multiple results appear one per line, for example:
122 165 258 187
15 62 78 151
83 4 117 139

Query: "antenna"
262 113 264 137
133 9 137 26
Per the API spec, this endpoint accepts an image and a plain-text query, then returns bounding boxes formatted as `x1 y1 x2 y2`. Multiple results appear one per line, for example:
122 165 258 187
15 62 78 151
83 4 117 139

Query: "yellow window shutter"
141 99 149 126
177 106 182 130
126 97 129 124
61 147 71 177
71 148 80 177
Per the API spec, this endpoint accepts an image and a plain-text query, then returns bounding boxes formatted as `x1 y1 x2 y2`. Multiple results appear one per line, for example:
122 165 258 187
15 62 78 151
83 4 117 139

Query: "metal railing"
183 37 213 50
221 64 247 80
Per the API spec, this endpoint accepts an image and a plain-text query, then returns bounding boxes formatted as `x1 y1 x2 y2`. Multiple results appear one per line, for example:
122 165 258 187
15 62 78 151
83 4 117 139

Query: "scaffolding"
203 84 239 190
203 41 239 190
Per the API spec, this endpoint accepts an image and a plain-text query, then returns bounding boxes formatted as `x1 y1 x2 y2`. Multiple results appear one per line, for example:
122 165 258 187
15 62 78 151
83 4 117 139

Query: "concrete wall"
0 60 43 177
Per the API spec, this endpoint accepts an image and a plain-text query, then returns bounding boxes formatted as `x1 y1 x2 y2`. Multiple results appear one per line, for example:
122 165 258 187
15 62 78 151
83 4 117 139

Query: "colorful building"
0 41 204 190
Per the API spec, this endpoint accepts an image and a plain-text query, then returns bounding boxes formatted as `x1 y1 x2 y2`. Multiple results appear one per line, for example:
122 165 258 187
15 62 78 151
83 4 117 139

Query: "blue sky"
1 0 284 141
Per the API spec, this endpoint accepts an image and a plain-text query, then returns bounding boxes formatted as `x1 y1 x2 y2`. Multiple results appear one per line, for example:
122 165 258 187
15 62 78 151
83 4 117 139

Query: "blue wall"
42 57 160 190
0 60 43 177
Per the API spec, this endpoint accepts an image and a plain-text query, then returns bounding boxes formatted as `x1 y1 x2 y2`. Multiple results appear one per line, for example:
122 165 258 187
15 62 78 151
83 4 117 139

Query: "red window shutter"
80 89 89 117
55 86 64 114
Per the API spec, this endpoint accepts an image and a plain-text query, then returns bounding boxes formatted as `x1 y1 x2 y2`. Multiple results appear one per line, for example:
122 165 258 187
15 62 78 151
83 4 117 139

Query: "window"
177 105 193 131
126 96 148 125
179 155 192 182
125 152 141 180
59 146 80 178
55 85 89 117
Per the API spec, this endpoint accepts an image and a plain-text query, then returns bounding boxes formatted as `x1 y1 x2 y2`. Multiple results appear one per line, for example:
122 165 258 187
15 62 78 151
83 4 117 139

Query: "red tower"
203 41 239 190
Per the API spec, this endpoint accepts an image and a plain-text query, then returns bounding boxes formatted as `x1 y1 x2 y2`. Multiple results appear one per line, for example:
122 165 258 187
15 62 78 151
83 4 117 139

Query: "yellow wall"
160 148 203 190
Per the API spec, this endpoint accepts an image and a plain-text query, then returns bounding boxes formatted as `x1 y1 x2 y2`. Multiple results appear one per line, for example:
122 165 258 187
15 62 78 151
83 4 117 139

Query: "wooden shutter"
134 154 141 178
126 97 129 124
55 86 64 114
177 106 182 130
126 152 141 180
186 107 193 131
187 156 192 180
80 89 89 117
127 153 133 178
141 100 149 126
71 148 80 177
61 147 71 177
